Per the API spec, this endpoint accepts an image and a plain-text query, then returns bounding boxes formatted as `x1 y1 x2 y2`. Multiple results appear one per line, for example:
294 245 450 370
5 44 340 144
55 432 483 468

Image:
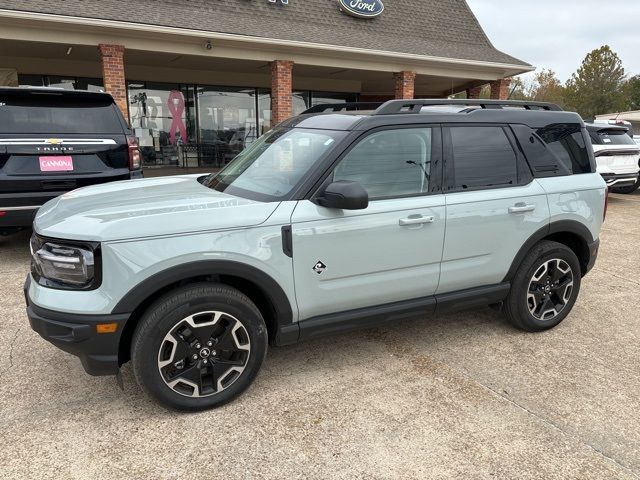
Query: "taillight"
127 135 141 170
603 186 609 222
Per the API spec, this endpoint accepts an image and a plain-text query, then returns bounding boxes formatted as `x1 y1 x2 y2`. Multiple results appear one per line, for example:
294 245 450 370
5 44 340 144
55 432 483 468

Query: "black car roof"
0 86 112 101
284 100 584 131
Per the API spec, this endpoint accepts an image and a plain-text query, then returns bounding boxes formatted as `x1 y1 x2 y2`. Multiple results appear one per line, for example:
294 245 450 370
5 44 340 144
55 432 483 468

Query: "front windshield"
202 128 346 200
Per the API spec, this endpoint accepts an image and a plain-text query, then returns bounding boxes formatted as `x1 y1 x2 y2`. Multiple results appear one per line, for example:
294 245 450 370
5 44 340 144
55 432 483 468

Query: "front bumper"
25 276 129 376
600 173 639 187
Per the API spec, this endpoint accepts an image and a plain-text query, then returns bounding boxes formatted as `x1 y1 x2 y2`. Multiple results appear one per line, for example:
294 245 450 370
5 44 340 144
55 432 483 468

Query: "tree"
624 75 640 111
507 76 532 100
531 69 564 106
563 45 627 118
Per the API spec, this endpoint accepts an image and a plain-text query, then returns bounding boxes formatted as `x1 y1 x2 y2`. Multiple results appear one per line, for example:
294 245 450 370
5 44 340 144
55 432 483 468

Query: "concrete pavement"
1 192 638 479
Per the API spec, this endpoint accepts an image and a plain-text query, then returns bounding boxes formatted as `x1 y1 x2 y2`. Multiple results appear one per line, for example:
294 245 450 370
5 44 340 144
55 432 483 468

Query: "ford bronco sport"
25 99 605 411
0 87 142 236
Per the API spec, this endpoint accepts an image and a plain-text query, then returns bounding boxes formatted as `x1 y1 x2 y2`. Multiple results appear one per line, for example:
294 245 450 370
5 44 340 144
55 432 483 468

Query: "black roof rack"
373 99 563 115
302 102 384 114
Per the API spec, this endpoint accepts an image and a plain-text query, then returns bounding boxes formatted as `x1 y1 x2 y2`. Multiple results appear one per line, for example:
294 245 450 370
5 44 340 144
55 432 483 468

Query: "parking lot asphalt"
1 192 639 480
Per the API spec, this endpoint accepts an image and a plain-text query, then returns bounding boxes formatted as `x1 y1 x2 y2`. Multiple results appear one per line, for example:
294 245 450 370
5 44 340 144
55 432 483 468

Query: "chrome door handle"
399 215 435 226
509 203 536 214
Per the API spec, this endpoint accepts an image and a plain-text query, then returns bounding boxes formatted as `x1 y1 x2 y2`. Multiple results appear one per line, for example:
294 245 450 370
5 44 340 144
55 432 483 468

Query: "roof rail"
302 102 384 114
373 99 563 115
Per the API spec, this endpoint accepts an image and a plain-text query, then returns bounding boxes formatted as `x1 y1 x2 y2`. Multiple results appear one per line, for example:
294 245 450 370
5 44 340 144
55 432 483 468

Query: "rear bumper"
0 170 142 228
0 206 39 228
600 173 639 187
25 276 129 376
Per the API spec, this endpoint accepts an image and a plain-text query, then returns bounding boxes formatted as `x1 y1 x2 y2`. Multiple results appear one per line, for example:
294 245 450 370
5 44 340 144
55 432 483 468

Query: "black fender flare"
111 260 296 342
502 220 595 282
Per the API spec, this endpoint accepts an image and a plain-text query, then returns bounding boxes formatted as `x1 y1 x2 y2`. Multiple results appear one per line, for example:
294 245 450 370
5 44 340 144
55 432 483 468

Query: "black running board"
291 282 510 343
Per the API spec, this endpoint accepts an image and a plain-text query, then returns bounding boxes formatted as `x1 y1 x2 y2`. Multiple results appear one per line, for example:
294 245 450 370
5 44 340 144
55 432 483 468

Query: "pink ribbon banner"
167 90 187 144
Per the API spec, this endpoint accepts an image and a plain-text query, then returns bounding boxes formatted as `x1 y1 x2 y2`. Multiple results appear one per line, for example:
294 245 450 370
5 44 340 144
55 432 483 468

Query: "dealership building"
0 0 532 169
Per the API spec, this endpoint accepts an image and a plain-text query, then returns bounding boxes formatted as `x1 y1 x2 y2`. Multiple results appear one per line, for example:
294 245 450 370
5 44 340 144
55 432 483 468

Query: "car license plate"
39 156 74 172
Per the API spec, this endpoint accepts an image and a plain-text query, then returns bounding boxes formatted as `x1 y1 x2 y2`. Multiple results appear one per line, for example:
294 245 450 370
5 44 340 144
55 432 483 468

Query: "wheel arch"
114 260 297 365
503 220 595 282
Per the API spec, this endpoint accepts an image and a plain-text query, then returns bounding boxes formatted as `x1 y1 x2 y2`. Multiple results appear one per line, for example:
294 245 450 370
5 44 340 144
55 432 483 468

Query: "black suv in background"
0 87 142 235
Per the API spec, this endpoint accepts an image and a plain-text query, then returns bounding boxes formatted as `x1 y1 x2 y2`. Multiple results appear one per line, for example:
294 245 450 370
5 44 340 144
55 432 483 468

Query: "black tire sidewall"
507 241 582 331
132 284 268 411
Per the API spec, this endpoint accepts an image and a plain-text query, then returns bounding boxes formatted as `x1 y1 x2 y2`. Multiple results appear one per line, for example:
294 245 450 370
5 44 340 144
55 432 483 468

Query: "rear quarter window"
535 123 593 175
0 93 124 134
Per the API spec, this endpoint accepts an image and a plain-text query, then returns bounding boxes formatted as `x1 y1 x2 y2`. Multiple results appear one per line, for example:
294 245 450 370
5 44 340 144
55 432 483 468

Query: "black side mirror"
316 180 369 210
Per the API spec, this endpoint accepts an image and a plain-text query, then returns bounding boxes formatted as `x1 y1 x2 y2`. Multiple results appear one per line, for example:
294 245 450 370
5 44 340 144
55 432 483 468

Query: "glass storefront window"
311 91 359 106
257 89 272 136
17 74 45 87
128 82 195 167
292 91 310 116
17 75 103 91
197 86 257 166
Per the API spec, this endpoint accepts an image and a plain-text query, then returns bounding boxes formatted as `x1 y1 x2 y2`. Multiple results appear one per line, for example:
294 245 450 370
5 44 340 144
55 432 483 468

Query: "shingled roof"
0 0 529 67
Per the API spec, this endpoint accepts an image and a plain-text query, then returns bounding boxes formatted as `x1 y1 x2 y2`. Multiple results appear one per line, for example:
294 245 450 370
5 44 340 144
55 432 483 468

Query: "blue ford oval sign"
339 0 384 19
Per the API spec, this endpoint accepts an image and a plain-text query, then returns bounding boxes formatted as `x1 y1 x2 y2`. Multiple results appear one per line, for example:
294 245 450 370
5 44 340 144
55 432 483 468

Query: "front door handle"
509 203 536 214
399 215 435 226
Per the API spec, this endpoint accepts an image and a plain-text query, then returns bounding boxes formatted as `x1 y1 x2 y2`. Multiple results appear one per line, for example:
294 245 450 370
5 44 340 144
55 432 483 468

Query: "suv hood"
34 175 280 242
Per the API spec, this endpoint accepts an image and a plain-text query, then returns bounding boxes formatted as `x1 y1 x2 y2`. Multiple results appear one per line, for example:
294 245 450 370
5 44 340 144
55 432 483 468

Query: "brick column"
393 71 416 99
271 60 293 125
98 44 128 120
490 78 511 100
466 86 482 99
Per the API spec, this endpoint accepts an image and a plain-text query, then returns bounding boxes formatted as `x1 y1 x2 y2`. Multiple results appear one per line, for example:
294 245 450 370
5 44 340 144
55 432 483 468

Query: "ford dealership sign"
339 0 384 19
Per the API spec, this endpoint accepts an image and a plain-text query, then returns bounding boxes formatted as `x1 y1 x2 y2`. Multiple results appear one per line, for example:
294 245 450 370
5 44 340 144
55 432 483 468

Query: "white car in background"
586 123 640 194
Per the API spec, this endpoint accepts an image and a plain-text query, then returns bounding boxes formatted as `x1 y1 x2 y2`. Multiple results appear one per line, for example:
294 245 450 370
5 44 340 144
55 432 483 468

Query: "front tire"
504 241 581 332
131 283 268 411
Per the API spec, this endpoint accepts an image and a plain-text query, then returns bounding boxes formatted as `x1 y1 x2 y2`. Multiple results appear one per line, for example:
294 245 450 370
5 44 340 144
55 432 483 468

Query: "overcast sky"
466 0 640 82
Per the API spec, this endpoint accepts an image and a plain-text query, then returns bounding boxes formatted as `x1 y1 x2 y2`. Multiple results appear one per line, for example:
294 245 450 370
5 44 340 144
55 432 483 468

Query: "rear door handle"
399 215 434 226
508 203 536 214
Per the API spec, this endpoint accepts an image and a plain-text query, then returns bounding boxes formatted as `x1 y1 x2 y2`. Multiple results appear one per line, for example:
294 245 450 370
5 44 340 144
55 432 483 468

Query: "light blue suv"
25 99 606 410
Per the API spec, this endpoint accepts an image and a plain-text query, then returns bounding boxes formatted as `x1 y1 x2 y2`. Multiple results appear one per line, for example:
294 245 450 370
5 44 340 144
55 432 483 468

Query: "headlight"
30 234 101 289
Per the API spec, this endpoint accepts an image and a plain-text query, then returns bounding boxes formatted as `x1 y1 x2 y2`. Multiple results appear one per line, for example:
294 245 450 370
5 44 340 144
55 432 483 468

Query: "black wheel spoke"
167 362 201 383
214 356 245 367
158 310 251 398
554 276 572 290
527 258 573 321
216 324 240 351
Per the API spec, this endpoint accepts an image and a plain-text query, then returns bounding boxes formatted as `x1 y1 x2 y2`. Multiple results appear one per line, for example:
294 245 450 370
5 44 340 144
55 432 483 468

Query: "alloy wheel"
527 258 574 321
157 311 251 397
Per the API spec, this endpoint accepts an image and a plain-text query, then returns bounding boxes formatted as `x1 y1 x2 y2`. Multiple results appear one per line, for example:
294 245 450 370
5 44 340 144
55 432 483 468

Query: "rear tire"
131 283 268 411
503 241 581 332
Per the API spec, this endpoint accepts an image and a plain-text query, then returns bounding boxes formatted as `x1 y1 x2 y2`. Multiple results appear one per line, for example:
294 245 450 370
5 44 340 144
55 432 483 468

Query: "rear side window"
448 126 518 190
0 93 123 134
589 129 636 146
536 123 592 174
